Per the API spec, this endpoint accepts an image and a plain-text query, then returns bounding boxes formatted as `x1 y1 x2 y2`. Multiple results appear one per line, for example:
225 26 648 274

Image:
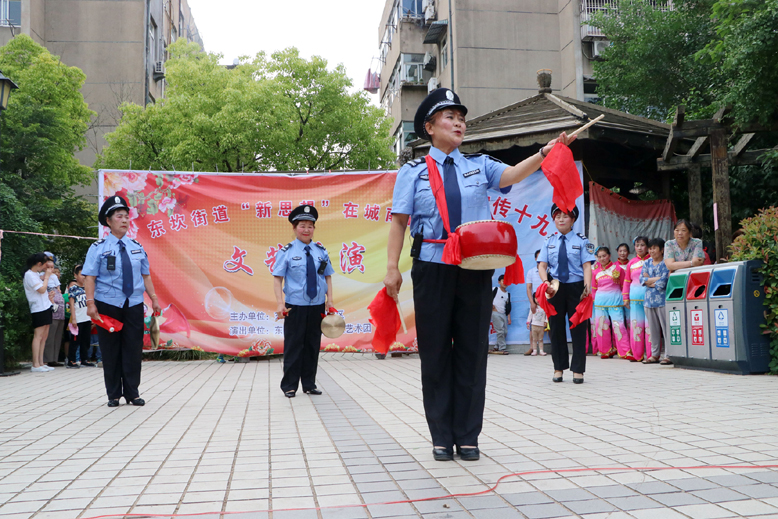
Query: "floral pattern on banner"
101 171 201 239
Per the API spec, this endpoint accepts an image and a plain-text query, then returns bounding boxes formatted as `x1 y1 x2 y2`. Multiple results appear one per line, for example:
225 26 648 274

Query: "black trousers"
68 321 92 364
548 281 587 374
95 300 144 400
281 303 324 393
411 259 493 449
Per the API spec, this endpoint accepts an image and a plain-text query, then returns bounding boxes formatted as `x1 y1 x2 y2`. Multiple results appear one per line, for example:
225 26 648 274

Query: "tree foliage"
0 35 96 368
729 207 778 373
590 0 722 122
97 41 395 173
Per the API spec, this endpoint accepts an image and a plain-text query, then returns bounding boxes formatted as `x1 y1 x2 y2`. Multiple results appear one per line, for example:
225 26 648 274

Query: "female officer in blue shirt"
273 205 335 398
83 196 161 407
383 88 574 461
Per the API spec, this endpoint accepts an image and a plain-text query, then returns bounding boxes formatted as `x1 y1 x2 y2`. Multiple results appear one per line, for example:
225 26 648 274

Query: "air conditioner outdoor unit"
427 77 438 93
592 40 610 58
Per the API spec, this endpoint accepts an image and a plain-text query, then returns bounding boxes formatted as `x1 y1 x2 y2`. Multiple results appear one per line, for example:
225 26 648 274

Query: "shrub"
729 207 778 373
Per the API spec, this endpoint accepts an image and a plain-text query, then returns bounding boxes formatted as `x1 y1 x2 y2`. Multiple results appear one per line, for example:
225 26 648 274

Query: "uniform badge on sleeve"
586 243 595 254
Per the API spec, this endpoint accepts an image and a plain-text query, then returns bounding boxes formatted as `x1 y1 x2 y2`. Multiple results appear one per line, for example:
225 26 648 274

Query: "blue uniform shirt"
83 234 150 307
392 146 511 264
538 230 596 283
273 239 334 306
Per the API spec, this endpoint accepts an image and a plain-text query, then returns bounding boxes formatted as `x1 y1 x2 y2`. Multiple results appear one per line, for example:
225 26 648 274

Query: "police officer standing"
83 196 161 407
384 88 575 461
538 204 596 384
273 205 335 398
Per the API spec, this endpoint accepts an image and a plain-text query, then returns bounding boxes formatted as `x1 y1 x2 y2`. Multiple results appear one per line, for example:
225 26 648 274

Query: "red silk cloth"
534 282 558 317
541 143 582 214
569 294 593 329
368 288 401 355
424 155 462 265
92 314 124 333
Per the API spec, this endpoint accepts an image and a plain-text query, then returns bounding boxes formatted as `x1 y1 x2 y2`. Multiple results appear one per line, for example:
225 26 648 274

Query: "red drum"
456 220 518 270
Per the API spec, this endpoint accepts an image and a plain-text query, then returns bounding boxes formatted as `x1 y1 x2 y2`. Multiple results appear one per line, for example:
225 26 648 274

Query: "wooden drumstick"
394 297 408 334
568 114 605 138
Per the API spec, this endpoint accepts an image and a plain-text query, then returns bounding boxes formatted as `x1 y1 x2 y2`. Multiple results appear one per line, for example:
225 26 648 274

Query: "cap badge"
115 196 120 203
304 206 310 213
446 90 454 101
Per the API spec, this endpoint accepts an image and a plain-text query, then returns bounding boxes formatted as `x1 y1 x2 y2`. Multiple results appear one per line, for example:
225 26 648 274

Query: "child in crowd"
68 265 96 368
526 306 548 356
641 238 671 364
592 246 629 359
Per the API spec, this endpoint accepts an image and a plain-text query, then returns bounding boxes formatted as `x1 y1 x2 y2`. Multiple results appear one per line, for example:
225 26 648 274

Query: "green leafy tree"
729 207 778 373
0 35 96 368
97 41 395 172
590 0 722 122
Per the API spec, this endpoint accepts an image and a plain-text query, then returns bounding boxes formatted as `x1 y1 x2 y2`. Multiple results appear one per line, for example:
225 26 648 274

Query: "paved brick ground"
1 353 777 519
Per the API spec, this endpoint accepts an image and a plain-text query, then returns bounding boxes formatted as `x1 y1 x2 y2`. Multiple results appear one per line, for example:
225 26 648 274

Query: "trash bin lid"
686 270 711 300
710 267 737 299
666 272 689 301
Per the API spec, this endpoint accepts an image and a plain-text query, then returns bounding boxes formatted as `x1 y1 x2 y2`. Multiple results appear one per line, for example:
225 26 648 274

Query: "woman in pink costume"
592 247 629 359
622 237 650 362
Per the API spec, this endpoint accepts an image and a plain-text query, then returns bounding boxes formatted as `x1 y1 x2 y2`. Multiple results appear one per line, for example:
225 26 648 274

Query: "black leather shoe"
457 447 480 461
375 353 386 359
128 397 145 406
107 399 120 407
573 377 584 384
553 376 563 383
284 390 296 398
304 389 322 395
432 448 453 461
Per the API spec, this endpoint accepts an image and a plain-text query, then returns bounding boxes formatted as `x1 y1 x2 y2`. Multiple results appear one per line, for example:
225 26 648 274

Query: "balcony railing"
581 0 674 40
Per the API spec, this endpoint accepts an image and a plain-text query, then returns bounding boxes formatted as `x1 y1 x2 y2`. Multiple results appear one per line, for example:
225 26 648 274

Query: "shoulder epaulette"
465 153 506 164
131 239 143 247
405 157 425 167
281 242 293 252
91 239 105 247
314 242 327 251
577 233 588 240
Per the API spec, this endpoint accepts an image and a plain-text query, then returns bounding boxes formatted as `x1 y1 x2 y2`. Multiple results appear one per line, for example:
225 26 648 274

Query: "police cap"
289 204 318 224
99 195 131 226
413 88 468 140
550 203 579 221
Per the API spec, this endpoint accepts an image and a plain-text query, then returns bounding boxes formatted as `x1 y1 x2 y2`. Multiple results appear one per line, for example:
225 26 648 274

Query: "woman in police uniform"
273 205 335 398
383 88 575 461
83 196 162 407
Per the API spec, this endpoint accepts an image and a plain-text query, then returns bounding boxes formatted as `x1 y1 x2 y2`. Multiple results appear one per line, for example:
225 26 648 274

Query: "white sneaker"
31 366 48 372
43 365 54 371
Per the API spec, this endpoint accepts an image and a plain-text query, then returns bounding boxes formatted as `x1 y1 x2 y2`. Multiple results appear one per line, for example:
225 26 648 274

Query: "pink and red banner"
99 170 417 356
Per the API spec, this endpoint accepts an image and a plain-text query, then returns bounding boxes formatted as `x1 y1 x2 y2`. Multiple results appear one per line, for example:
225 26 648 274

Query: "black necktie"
118 241 134 298
443 156 461 231
305 245 317 300
558 235 569 283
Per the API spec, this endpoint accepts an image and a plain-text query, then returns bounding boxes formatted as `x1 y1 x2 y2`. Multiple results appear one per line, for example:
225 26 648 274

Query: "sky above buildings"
187 0 386 99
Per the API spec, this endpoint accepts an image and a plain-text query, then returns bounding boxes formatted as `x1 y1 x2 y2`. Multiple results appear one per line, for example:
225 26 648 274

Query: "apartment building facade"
375 0 614 155
0 0 203 171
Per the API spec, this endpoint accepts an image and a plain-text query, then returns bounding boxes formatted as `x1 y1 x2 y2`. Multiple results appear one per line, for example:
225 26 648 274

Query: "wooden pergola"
657 105 778 261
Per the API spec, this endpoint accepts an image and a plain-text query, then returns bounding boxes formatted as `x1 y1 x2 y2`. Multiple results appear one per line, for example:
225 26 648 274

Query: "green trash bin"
665 271 689 359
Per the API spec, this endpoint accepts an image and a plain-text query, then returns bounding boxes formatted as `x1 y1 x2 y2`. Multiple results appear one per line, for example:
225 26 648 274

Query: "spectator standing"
68 265 95 368
665 219 705 272
526 306 548 356
490 275 512 354
616 243 631 267
524 250 546 356
43 263 66 367
641 238 671 364
23 253 54 372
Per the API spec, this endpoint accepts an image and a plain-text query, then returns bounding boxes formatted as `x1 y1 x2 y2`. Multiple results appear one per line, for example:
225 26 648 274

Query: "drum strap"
423 155 462 265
